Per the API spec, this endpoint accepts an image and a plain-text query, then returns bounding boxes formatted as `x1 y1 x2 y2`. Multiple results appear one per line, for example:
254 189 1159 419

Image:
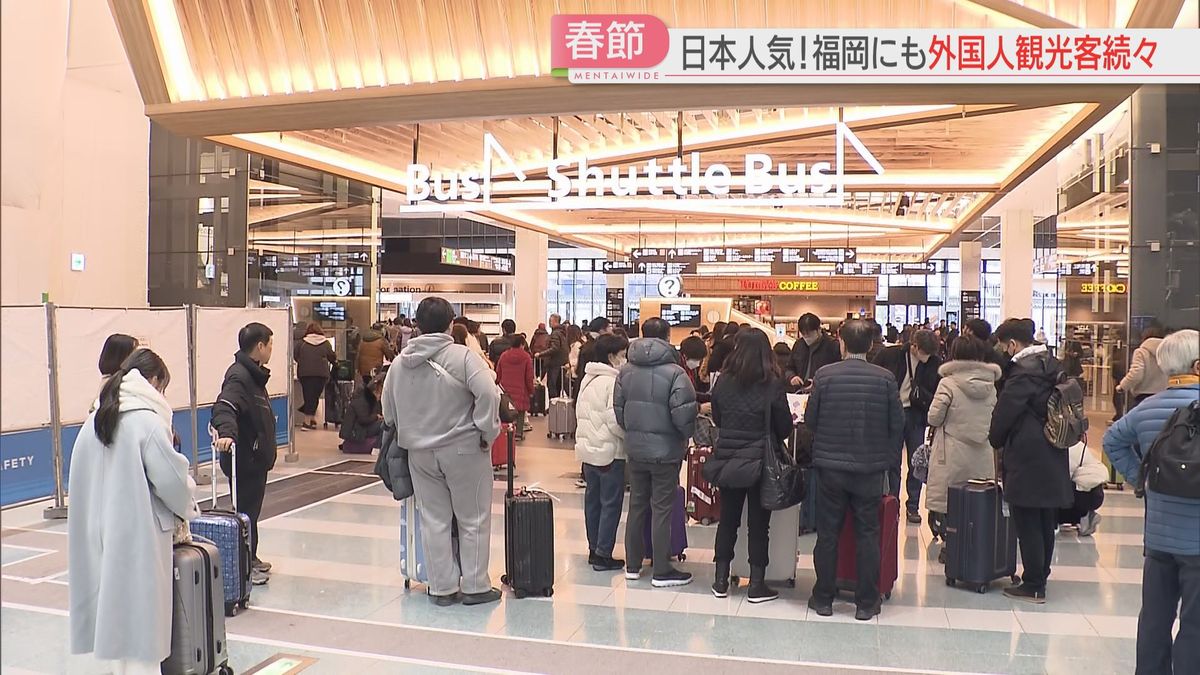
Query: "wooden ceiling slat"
172 0 226 99
320 0 364 88
250 0 295 93
395 0 437 83
368 0 412 85
268 0 316 93
225 0 271 96
446 0 487 80
107 0 172 103
422 0 462 82
346 0 387 88
197 0 249 98
295 0 340 90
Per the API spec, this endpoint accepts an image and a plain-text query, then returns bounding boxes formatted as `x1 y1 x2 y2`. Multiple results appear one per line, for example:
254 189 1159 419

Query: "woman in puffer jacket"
925 337 1001 558
704 329 792 603
574 333 631 573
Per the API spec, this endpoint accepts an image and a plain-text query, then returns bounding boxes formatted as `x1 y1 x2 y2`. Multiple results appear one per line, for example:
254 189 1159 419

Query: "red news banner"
550 16 1200 84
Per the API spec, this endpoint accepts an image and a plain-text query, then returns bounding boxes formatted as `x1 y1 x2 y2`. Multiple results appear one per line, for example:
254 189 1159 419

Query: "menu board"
660 303 702 327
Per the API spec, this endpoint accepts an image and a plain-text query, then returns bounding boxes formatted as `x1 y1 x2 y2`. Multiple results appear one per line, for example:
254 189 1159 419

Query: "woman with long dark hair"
295 322 337 430
97 334 138 378
68 349 198 674
704 329 792 603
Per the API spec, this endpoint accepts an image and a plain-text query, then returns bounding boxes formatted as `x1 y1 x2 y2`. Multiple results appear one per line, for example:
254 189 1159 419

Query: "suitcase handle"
207 428 237 512
505 425 516 498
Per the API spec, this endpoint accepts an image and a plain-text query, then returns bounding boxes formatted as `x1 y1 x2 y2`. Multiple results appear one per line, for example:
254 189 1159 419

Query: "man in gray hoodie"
382 297 502 606
614 317 698 587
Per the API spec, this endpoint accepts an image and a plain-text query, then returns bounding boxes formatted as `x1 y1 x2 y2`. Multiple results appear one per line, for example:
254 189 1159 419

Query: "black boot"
746 565 778 604
711 560 731 598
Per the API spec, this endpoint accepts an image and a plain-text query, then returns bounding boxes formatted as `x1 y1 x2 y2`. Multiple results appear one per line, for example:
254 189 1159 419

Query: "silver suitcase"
730 503 800 587
547 397 576 440
163 540 231 675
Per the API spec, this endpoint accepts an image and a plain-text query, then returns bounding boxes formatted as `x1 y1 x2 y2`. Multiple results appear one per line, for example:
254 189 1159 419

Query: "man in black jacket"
488 319 517 365
211 322 278 585
872 328 942 523
806 319 904 620
536 314 570 398
787 313 842 391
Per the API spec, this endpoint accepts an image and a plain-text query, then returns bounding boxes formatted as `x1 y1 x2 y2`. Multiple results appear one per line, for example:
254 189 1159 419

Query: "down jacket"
1103 383 1200 556
575 362 625 467
614 338 698 464
704 375 792 489
924 360 1001 513
1119 337 1167 398
495 346 535 412
987 345 1073 509
806 358 904 474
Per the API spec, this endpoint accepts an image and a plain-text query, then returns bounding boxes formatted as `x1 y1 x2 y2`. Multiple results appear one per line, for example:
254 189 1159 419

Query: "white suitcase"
730 503 800 587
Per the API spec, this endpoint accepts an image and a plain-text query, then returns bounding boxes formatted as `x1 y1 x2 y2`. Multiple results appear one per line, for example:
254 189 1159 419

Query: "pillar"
1129 85 1200 339
959 241 982 321
514 228 548 334
999 210 1034 321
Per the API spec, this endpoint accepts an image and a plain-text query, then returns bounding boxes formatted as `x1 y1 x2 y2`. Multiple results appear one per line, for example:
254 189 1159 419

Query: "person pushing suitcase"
211 322 278 585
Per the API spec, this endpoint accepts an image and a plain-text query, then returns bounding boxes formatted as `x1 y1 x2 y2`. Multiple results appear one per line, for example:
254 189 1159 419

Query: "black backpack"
1044 372 1088 449
1138 400 1200 499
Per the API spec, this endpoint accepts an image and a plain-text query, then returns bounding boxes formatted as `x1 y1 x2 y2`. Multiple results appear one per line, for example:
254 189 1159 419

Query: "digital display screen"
660 303 702 327
314 301 347 321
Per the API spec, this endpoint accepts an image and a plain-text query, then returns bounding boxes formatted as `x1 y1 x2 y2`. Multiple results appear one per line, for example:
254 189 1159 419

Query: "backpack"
1044 372 1088 449
1138 400 1200 499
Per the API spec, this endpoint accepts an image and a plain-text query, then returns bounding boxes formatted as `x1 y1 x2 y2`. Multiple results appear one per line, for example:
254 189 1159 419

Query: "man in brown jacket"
356 322 395 381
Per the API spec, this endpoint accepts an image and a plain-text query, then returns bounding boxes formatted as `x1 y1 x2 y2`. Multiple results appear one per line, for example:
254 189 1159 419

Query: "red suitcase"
686 445 720 525
835 494 900 600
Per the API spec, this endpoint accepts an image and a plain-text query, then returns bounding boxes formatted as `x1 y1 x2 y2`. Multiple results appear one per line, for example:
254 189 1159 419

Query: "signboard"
605 287 625 325
635 261 695 275
601 260 634 274
660 303 702 327
960 290 981 321
657 275 683 297
551 20 1198 84
632 246 855 265
255 250 369 297
683 275 878 296
1073 280 1129 294
835 261 936 275
440 247 513 274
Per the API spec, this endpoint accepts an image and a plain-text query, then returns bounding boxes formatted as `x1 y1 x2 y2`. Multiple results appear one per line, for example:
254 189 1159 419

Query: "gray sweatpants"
624 459 681 577
408 443 494 596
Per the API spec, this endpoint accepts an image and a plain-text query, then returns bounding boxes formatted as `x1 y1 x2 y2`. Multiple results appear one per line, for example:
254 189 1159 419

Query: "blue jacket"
1102 384 1200 556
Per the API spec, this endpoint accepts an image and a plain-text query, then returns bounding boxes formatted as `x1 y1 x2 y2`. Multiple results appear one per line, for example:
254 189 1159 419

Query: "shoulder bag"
759 397 806 511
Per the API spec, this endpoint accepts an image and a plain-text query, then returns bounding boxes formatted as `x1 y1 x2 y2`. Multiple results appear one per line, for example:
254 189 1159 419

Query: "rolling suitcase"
340 436 376 454
731 502 799 586
798 468 819 535
686 444 720 525
643 485 689 561
492 427 511 467
528 381 548 417
398 497 459 591
163 540 232 675
323 379 343 428
944 480 1020 593
333 359 354 381
501 427 555 598
547 395 577 440
836 493 900 600
190 440 252 616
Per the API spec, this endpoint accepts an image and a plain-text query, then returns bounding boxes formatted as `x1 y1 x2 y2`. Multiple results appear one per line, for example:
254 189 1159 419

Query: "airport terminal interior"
1 1 1199 674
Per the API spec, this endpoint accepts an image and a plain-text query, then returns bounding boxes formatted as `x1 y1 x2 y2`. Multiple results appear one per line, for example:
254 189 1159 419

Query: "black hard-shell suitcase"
162 540 232 675
528 381 548 417
499 427 555 598
944 480 1020 593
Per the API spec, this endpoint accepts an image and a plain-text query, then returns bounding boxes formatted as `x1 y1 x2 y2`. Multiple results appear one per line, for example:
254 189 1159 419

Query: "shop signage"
960 290 981 321
605 287 625 325
551 19 1198 84
439 247 513 274
632 246 856 265
685 275 878 296
1079 282 1128 294
399 123 883 211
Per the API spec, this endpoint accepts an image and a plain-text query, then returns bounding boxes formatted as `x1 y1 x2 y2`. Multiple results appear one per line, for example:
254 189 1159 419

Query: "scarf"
118 369 174 433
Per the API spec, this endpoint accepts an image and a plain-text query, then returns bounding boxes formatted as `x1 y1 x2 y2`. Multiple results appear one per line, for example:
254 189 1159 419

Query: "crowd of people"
64 302 1199 670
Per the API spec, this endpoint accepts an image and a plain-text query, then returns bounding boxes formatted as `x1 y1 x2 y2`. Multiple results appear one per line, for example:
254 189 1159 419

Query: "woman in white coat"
574 333 630 573
924 337 1002 555
68 349 199 675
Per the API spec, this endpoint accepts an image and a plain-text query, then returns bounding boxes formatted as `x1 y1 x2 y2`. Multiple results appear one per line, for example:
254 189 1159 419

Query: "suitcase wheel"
884 590 891 600
543 588 554 598
219 667 233 675
514 588 527 599
677 553 686 562
975 584 988 594
945 577 956 587
547 433 552 438
500 574 509 585
787 578 796 588
700 517 713 526
1011 575 1021 585
404 579 411 589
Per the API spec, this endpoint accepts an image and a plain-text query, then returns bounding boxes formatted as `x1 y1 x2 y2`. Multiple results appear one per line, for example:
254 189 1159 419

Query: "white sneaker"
624 568 642 581
1078 511 1102 537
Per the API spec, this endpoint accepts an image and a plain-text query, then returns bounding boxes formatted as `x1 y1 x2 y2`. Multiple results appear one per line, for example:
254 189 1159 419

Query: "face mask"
686 359 701 369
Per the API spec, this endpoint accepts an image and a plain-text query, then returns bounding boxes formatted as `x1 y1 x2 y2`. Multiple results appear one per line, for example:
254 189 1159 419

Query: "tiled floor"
1 416 1141 674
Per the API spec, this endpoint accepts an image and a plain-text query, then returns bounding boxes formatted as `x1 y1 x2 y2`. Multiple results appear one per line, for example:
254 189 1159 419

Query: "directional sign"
601 260 634 274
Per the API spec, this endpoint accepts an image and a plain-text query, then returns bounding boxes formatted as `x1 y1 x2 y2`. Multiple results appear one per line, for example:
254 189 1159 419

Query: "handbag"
759 393 806 511
912 426 934 484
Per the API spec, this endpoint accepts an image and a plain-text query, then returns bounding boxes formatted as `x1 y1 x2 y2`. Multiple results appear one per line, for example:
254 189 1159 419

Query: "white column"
959 241 981 293
999 210 1034 321
515 228 548 334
